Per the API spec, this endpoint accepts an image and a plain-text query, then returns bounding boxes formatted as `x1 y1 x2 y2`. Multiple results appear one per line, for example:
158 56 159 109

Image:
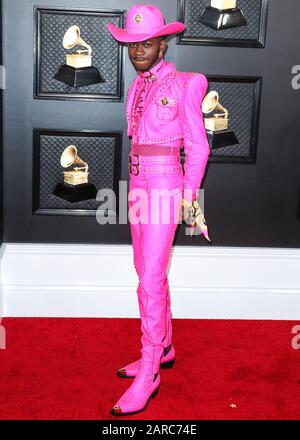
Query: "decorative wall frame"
177 0 269 47
202 75 262 163
297 188 300 221
33 6 125 101
32 129 122 216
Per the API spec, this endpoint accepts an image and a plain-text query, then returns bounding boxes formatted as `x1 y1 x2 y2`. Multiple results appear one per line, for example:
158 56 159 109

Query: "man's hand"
182 198 211 242
182 198 195 225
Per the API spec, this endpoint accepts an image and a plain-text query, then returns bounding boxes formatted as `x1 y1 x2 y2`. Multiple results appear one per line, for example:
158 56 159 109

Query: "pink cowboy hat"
106 4 186 43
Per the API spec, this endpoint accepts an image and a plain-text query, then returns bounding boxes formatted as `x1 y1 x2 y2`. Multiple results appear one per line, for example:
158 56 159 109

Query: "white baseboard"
1 243 300 319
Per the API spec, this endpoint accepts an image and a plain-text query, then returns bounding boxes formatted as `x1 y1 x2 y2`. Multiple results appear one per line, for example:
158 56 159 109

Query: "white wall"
1 243 300 319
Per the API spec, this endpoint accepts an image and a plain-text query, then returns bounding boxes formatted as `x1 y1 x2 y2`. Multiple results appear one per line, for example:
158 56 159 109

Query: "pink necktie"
139 70 151 80
132 74 153 132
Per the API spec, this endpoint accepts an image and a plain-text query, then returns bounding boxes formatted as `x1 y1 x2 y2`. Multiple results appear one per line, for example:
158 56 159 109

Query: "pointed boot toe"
117 368 129 378
110 372 161 416
111 405 122 415
116 358 140 378
117 344 176 378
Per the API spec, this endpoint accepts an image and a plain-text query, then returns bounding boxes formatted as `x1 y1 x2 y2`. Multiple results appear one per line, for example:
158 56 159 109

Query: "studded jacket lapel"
142 62 176 118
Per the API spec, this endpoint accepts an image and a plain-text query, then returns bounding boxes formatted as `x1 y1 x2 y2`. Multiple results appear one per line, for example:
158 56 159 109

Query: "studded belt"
131 143 182 156
128 153 182 176
128 143 182 176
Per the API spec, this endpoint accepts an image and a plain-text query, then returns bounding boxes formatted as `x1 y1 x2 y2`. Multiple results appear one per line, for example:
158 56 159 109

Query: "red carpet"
0 318 300 420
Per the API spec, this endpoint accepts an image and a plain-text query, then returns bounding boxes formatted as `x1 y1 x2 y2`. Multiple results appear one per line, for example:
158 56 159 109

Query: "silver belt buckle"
128 153 139 175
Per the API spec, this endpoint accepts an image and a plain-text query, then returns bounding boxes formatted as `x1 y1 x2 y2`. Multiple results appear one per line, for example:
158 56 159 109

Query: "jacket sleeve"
179 73 210 202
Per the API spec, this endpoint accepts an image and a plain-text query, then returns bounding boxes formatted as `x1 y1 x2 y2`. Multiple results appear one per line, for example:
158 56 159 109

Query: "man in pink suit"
107 4 210 416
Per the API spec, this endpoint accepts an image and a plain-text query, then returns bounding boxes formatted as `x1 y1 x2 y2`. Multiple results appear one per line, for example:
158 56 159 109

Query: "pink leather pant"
128 150 183 373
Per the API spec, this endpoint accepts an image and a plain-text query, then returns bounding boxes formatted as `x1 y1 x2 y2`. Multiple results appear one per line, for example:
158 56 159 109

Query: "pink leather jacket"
126 59 210 202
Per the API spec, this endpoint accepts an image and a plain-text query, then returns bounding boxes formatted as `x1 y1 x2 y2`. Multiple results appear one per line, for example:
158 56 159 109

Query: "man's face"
127 37 165 72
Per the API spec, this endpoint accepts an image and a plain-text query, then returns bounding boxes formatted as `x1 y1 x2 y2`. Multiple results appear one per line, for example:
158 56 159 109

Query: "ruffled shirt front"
131 57 164 139
131 58 182 148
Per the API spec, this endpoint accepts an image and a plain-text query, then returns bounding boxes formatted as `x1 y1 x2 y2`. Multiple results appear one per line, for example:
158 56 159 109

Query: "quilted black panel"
35 7 124 98
179 76 261 163
34 131 122 212
179 0 268 46
206 77 261 159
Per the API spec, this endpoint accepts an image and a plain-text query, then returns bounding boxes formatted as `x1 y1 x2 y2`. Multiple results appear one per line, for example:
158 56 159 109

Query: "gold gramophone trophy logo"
202 90 238 149
52 145 97 202
199 0 247 30
54 25 104 87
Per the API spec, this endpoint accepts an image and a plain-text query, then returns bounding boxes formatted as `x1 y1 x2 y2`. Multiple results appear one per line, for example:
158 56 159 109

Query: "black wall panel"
2 0 300 246
34 6 124 100
178 0 268 47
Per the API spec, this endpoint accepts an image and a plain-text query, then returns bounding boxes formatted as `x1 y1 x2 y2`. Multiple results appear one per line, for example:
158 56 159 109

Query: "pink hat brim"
106 22 186 43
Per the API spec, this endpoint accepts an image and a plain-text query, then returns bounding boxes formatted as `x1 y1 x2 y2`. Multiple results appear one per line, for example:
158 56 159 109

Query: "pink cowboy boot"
117 206 176 379
111 346 163 416
111 264 166 415
117 284 176 378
